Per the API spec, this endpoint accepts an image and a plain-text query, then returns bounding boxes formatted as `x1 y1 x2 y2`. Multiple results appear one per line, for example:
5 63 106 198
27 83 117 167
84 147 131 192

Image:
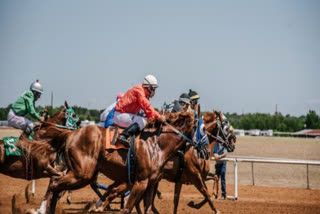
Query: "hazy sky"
1 0 319 116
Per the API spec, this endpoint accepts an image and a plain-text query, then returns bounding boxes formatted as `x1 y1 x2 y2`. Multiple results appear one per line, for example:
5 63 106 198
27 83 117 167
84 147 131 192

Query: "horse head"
47 101 79 128
203 111 235 152
141 112 195 154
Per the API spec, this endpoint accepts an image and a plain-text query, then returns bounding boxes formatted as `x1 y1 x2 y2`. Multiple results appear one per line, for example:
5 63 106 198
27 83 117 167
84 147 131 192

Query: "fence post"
251 162 255 186
307 164 310 189
234 159 238 200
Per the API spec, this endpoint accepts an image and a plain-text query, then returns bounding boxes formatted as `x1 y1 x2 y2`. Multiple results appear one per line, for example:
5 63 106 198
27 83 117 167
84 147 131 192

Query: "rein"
40 121 78 130
163 121 197 147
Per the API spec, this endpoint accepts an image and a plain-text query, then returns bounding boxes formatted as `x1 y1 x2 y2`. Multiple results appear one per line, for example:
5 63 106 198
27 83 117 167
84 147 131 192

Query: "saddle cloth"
104 126 140 150
3 137 22 156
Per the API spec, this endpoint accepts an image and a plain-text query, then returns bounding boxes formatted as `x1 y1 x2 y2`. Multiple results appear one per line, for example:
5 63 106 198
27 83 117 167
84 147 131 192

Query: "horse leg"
47 190 60 214
190 174 220 214
66 191 72 204
122 179 148 214
142 182 158 214
89 181 125 212
214 175 219 199
173 182 182 214
44 164 63 177
150 183 160 214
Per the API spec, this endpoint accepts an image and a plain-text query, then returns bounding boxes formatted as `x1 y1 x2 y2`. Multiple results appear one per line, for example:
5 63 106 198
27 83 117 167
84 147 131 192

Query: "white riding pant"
99 101 117 127
7 109 34 132
113 111 147 130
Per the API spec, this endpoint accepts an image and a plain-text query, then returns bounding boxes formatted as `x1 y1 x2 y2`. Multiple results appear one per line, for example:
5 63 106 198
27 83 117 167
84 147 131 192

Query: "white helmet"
30 79 44 94
143 75 158 88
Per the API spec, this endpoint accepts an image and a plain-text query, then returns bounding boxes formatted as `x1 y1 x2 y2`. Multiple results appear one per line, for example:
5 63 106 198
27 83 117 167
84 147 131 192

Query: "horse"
45 112 196 214
0 101 78 179
89 111 224 214
0 101 79 214
128 111 221 214
186 111 237 210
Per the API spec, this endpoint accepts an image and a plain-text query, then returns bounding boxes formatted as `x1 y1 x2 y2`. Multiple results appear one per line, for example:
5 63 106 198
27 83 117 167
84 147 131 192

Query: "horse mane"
203 112 218 136
18 126 71 158
203 112 216 123
161 112 194 137
143 112 194 137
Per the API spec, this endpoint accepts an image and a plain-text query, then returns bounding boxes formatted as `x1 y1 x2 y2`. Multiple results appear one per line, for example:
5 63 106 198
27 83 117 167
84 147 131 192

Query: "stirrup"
117 135 130 148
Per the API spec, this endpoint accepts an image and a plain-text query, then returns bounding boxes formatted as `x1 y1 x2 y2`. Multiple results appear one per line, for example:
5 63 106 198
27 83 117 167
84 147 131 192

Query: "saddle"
104 126 140 150
104 126 139 184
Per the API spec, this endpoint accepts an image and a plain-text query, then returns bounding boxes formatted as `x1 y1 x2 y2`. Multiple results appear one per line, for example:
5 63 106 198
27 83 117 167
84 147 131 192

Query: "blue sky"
1 0 319 116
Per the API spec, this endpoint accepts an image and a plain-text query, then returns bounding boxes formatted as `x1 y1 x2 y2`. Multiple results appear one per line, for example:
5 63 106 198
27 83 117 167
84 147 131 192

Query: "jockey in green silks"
7 79 45 137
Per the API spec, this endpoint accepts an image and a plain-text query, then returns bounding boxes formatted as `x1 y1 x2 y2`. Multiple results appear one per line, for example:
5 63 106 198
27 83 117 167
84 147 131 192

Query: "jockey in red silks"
114 74 166 147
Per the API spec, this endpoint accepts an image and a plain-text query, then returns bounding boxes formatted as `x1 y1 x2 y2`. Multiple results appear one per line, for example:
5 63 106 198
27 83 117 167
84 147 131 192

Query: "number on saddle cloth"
3 137 22 156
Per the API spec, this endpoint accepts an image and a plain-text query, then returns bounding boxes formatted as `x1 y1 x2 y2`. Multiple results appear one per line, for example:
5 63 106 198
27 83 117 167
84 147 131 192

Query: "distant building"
0 121 8 127
234 129 245 136
245 129 260 136
292 129 320 138
260 130 273 136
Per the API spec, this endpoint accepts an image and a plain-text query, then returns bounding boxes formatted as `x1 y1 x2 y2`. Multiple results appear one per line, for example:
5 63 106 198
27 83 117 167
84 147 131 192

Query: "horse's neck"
208 141 215 155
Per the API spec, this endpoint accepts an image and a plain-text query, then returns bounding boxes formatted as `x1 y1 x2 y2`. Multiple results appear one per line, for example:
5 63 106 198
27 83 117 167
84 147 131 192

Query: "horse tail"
0 140 4 165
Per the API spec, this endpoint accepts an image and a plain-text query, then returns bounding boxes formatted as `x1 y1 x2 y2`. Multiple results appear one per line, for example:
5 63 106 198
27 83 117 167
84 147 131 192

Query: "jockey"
7 79 45 135
115 75 166 147
99 93 124 127
188 89 200 116
169 93 191 113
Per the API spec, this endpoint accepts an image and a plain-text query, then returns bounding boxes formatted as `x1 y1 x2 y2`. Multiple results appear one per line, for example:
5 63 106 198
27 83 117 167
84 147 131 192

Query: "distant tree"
305 110 320 129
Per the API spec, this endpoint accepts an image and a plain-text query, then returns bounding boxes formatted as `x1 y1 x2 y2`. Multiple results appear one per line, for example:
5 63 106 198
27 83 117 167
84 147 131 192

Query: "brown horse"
0 101 77 179
134 111 220 214
45 112 196 214
158 111 220 214
88 112 222 214
187 111 237 210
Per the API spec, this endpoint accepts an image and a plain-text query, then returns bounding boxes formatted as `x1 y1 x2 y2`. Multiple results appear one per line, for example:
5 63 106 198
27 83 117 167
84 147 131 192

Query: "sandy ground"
1 128 320 214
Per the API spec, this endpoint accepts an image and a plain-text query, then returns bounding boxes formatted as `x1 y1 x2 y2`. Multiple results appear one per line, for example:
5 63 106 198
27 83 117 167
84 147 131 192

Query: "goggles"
191 99 198 105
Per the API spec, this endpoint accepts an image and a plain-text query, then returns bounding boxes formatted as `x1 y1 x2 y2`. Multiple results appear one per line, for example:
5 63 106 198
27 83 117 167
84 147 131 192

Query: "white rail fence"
210 156 320 200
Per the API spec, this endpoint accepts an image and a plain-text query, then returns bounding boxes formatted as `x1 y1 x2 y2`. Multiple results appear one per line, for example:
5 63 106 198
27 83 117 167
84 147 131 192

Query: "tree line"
1 105 319 132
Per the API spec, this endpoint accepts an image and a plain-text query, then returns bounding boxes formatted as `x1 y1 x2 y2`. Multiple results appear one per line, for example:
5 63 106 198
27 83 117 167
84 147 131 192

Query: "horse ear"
64 101 69 109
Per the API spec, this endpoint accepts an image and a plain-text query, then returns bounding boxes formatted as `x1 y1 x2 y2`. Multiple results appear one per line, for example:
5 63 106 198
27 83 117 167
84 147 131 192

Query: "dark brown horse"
46 112 196 214
186 111 237 210
154 111 221 214
0 102 77 179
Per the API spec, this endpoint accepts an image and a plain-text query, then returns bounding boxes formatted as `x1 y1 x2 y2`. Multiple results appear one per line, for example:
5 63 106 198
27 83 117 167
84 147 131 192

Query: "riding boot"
117 123 140 148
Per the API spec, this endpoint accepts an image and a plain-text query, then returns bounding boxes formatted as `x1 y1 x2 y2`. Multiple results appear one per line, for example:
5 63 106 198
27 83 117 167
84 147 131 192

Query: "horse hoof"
187 201 195 207
120 208 130 214
67 196 72 204
25 208 37 214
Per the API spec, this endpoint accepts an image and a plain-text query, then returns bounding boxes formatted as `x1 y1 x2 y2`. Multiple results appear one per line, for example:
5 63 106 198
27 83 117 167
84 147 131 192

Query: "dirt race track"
1 128 320 214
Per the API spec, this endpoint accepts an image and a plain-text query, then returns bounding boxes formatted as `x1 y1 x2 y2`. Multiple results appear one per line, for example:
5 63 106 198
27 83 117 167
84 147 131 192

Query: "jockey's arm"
24 92 41 121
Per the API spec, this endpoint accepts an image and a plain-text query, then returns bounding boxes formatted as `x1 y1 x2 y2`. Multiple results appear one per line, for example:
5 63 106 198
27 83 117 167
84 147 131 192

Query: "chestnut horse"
90 112 223 214
187 111 237 210
0 101 78 179
153 111 221 214
45 112 196 214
